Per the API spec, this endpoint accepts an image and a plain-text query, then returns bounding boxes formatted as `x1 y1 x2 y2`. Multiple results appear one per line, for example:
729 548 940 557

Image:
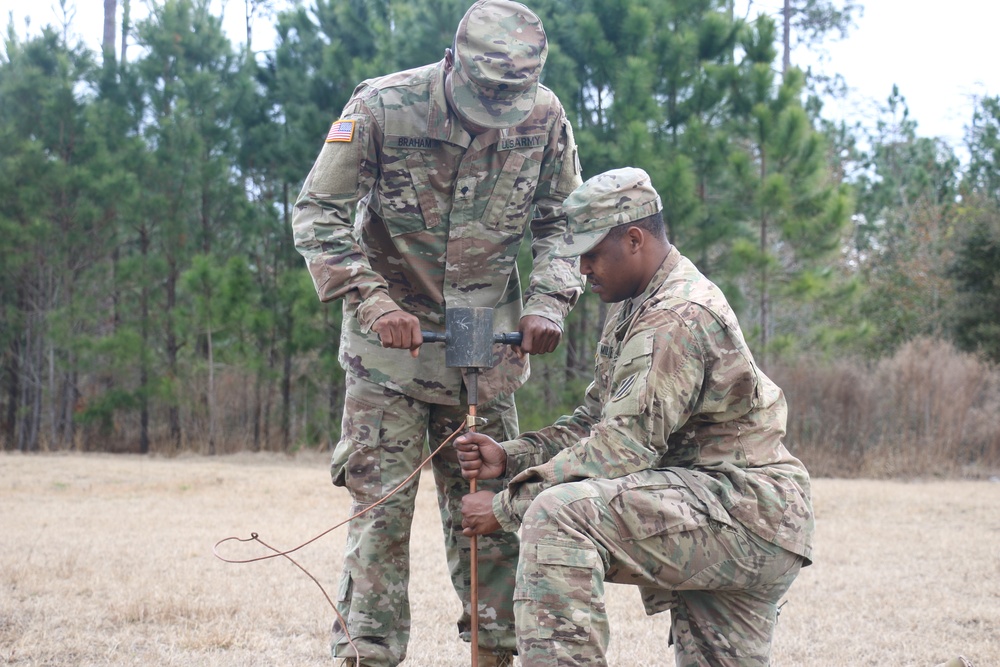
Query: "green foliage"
847 87 963 357
1 0 992 452
948 200 1000 363
965 96 1000 205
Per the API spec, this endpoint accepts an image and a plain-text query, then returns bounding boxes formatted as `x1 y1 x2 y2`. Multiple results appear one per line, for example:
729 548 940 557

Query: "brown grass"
1 451 998 666
772 337 1000 478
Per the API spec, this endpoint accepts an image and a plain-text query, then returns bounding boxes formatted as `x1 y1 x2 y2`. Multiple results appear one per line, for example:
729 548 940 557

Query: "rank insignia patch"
326 119 355 143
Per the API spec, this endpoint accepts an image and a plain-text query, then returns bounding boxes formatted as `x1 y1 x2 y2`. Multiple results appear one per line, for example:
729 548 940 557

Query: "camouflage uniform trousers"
331 375 520 666
514 469 804 667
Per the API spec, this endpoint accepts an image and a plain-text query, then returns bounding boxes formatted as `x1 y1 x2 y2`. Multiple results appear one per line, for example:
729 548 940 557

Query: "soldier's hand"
515 314 561 357
455 432 507 480
371 311 423 358
461 490 502 536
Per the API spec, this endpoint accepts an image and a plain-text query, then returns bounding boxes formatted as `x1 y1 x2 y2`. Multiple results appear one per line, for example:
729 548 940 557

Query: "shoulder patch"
326 119 356 143
612 373 638 402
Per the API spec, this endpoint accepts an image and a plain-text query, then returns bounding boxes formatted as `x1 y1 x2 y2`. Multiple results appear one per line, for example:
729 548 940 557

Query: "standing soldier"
290 1 583 665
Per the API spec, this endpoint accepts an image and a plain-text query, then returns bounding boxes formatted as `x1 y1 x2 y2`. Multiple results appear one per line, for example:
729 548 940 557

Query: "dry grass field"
1 451 998 666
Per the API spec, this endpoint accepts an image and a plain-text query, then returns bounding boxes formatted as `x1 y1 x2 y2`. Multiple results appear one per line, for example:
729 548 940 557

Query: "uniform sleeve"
521 109 585 326
290 90 401 330
494 314 706 530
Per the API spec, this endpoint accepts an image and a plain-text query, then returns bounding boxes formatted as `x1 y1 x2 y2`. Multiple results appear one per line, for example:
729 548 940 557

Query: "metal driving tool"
420 306 522 667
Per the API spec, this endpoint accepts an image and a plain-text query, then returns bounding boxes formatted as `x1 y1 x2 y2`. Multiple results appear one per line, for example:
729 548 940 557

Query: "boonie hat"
554 167 663 258
448 0 547 129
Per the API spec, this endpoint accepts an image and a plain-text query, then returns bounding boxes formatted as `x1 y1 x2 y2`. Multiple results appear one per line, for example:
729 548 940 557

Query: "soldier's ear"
627 226 644 252
444 47 454 70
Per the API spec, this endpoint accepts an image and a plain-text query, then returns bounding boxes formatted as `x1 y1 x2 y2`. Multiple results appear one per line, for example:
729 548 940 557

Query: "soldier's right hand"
455 432 507 480
371 311 423 358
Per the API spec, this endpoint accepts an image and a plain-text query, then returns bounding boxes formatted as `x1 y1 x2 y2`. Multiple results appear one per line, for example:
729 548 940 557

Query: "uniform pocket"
406 151 443 229
483 152 540 233
603 332 653 418
375 150 426 236
515 541 598 642
609 482 709 542
331 395 385 503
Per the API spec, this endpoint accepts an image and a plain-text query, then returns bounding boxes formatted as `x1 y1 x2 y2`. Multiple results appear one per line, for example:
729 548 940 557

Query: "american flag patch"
326 119 355 143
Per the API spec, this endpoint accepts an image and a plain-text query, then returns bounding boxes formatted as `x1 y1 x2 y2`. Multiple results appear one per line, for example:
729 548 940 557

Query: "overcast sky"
2 0 997 158
755 0 1000 153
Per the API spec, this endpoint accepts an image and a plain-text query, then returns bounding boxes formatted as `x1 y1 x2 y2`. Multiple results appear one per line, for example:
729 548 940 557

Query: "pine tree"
852 86 960 356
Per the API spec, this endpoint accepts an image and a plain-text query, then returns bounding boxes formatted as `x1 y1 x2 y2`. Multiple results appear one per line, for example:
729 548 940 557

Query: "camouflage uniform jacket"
291 60 584 406
493 246 814 562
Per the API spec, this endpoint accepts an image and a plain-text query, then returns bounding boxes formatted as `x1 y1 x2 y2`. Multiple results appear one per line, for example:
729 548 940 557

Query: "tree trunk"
782 0 792 74
139 227 150 454
281 316 292 451
207 325 216 455
120 0 130 65
244 0 253 50
263 335 276 451
102 0 117 64
166 262 182 450
20 313 43 452
252 370 262 452
3 339 19 449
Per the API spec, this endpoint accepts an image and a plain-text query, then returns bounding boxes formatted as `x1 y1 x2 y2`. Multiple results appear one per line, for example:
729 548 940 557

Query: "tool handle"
420 331 448 343
419 331 523 346
492 332 522 346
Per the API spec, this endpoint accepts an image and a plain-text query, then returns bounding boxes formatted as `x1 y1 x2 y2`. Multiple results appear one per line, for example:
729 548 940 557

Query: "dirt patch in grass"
1 451 997 666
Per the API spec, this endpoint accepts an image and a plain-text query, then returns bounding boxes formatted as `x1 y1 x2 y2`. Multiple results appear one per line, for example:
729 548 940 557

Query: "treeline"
2 0 999 469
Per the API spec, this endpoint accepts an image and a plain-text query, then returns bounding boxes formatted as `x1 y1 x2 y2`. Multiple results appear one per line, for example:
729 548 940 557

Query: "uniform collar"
638 245 682 305
614 245 681 339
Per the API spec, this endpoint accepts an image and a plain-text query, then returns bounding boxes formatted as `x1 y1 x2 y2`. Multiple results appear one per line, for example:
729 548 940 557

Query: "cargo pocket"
515 541 598 642
332 572 354 638
331 395 385 504
609 483 709 542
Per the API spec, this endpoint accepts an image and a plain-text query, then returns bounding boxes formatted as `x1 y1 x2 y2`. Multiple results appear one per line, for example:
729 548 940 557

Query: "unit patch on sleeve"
326 119 356 143
612 373 638 401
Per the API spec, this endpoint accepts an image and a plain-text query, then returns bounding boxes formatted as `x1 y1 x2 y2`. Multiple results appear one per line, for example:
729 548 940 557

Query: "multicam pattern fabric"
292 60 583 406
331 376 521 665
490 246 815 665
291 13 582 665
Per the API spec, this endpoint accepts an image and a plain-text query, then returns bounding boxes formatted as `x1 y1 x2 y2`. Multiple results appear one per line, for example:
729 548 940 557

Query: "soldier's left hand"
460 490 501 536
516 315 561 357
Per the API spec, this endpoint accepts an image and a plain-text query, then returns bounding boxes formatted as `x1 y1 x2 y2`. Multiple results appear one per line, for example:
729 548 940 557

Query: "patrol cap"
448 0 547 129
553 167 663 258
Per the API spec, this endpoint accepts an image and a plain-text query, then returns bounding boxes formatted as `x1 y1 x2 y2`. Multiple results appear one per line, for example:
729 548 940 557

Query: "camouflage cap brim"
448 66 539 129
552 228 613 258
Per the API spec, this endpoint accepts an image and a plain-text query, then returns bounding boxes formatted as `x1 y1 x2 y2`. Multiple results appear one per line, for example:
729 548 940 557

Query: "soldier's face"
579 231 643 303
